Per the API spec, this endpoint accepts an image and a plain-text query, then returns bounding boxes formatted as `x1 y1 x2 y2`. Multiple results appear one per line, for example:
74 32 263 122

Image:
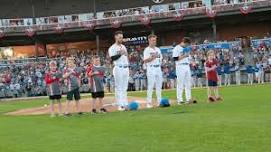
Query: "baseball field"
0 84 271 152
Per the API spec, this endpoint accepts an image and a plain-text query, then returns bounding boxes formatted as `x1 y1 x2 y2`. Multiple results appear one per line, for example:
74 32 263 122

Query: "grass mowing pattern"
0 85 271 152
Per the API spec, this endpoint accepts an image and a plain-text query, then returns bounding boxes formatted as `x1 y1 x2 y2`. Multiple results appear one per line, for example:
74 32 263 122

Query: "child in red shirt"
45 60 63 117
204 50 222 102
86 56 107 114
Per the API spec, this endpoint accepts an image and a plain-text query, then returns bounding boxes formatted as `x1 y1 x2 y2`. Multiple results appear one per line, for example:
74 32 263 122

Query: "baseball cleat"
100 108 107 113
92 109 98 114
188 99 197 104
64 113 71 117
177 102 185 105
216 97 223 101
58 113 64 117
208 97 216 102
118 106 125 111
185 102 191 105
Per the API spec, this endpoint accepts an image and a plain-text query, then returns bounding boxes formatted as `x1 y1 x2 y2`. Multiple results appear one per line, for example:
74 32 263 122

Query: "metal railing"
0 0 270 33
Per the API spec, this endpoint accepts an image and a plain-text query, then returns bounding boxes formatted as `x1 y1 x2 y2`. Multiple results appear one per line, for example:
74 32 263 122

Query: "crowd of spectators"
99 0 265 19
213 0 260 5
0 38 271 99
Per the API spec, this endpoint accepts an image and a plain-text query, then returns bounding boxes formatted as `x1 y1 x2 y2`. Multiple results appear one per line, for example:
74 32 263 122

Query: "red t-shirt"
4 74 11 84
44 71 60 85
205 59 218 81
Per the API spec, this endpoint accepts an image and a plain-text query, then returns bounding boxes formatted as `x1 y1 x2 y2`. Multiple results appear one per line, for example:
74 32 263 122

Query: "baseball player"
172 37 196 104
139 70 146 91
143 34 163 108
108 31 129 111
223 62 231 86
234 63 241 85
128 73 135 91
134 71 140 91
256 61 264 84
197 67 203 88
246 65 254 85
190 61 198 88
216 65 223 86
45 60 63 117
168 67 176 89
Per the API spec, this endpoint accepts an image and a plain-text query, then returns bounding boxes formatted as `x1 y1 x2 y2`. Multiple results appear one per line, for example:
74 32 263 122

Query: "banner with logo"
159 41 241 54
124 36 148 45
251 38 271 48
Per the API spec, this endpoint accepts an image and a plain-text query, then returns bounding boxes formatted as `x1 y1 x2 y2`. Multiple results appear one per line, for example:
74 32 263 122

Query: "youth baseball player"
139 70 146 91
216 65 223 86
108 31 129 111
197 67 203 88
143 34 163 108
256 61 264 84
246 65 254 85
134 71 140 91
234 63 241 85
172 37 196 104
223 62 231 86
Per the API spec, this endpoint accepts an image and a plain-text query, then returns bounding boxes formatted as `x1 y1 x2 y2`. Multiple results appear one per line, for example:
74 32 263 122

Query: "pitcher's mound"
6 96 152 116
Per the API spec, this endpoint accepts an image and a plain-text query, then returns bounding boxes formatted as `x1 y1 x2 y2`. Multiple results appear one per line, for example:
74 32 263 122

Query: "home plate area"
6 96 162 116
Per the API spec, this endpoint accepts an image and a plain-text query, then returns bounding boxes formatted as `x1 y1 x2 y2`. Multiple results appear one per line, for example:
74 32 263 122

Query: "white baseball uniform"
234 65 241 85
134 72 140 91
139 72 146 91
144 46 163 105
172 45 192 103
108 43 129 107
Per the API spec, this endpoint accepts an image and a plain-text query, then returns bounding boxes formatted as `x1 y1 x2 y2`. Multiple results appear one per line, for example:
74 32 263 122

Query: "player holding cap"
172 37 196 104
108 31 129 111
143 34 163 108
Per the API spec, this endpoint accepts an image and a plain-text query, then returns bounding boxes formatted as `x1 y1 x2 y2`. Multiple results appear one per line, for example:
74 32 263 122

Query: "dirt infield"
6 96 152 116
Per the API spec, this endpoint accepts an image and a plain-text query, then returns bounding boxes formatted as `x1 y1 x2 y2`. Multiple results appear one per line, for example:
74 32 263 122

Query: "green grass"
0 85 271 152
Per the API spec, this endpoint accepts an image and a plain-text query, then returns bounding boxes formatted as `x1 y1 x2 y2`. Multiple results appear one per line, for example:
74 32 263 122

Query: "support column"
35 40 47 57
96 34 100 55
44 44 48 57
93 0 97 18
151 29 155 35
212 20 217 41
35 41 39 58
160 33 165 46
31 0 36 24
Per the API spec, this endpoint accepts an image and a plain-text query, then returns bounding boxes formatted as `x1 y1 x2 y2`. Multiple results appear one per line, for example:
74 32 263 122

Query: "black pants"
128 83 135 91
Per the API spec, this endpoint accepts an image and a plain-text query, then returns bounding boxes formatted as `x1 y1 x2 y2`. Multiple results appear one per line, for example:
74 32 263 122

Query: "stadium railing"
0 0 270 33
